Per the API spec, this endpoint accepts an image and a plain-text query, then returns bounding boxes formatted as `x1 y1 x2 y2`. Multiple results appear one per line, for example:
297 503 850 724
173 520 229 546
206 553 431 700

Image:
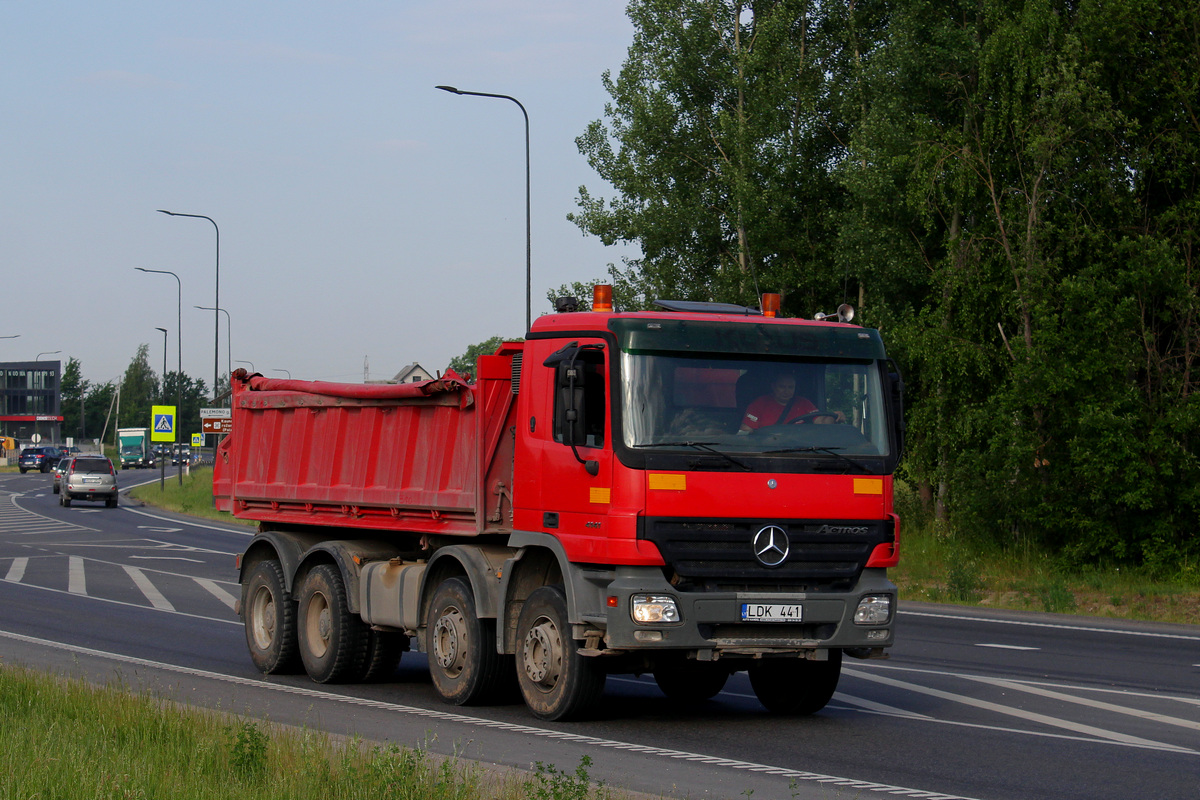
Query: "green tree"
59 357 89 441
571 0 884 315
448 337 508 381
119 344 159 429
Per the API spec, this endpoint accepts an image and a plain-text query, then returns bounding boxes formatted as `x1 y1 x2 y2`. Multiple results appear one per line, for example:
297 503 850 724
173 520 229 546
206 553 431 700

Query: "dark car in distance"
19 446 62 473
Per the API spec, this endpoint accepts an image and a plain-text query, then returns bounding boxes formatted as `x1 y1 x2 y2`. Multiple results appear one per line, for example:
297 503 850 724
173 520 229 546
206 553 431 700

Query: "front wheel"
297 564 366 683
516 585 605 721
242 560 300 674
425 577 508 704
748 650 842 715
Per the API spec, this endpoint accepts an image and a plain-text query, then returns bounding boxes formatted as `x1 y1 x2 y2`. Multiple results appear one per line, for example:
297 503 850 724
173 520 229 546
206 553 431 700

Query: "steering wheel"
789 410 840 424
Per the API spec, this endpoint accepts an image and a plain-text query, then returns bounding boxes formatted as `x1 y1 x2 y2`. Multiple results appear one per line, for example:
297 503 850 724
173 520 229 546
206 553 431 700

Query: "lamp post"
0 335 18 340
158 210 220 405
235 360 255 373
155 327 167 491
272 369 291 379
193 306 231 396
36 351 61 361
136 267 183 486
435 85 531 333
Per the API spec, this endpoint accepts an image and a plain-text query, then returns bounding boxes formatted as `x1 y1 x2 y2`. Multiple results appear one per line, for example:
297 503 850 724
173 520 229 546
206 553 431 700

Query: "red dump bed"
213 351 519 538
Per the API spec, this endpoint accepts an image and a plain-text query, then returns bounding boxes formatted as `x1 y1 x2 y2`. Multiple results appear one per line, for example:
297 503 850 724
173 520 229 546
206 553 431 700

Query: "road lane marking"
846 667 1195 754
0 629 984 800
902 608 1200 641
120 505 254 535
975 643 1039 651
195 578 237 609
964 675 1200 733
122 565 175 611
68 556 86 595
5 557 28 582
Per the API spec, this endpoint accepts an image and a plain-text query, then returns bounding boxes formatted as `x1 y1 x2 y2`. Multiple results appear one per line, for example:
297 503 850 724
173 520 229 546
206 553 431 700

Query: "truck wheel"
515 585 605 721
243 560 300 674
748 650 842 715
653 660 731 702
297 564 366 683
356 629 406 682
425 577 508 704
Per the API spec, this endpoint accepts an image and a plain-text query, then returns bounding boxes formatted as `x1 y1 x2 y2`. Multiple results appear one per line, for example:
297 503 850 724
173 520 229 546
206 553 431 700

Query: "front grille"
698 623 838 643
641 517 891 592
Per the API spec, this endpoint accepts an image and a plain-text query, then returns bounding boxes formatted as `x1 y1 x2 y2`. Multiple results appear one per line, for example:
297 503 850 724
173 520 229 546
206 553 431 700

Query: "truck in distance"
117 427 153 470
218 286 905 720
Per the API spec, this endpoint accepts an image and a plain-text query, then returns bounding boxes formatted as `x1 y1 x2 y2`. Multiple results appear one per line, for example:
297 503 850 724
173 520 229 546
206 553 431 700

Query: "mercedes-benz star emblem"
752 525 790 568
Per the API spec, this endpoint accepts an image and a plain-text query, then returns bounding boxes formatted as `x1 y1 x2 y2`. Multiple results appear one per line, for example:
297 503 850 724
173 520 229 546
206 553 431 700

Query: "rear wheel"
60 493 71 507
105 494 118 508
653 660 731 702
748 650 842 715
297 564 366 683
516 585 605 721
243 560 300 674
425 577 508 704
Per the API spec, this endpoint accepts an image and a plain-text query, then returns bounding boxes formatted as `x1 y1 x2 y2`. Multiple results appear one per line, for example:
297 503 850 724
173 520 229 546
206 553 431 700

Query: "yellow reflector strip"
648 473 687 491
854 478 884 495
590 487 611 504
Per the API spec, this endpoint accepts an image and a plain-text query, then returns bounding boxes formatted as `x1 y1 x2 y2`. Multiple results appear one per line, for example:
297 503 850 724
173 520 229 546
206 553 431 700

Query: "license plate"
82 477 100 484
741 603 803 622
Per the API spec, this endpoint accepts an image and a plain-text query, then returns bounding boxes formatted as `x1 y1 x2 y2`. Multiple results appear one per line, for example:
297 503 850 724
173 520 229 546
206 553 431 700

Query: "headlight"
854 595 891 625
630 594 680 624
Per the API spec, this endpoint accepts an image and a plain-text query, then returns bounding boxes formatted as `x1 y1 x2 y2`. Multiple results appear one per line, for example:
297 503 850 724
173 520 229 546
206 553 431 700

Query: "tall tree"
119 344 158 430
572 0 884 314
59 357 90 441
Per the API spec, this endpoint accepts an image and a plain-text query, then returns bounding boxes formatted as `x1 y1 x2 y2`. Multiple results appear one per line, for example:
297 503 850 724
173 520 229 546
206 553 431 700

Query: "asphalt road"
1 469 1197 799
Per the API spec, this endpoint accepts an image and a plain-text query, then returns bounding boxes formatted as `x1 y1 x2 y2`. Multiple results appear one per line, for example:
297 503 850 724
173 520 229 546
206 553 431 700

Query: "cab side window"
546 343 606 448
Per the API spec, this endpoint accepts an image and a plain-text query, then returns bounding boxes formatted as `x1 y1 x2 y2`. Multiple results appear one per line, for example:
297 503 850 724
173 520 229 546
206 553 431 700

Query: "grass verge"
0 664 626 800
127 466 253 526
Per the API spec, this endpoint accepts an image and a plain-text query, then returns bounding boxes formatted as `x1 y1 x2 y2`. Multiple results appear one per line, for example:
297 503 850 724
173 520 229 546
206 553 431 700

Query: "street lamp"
436 85 531 332
155 327 167 491
136 267 183 486
159 210 220 405
235 360 255 373
36 351 61 361
272 369 291 379
193 306 231 396
1 335 19 340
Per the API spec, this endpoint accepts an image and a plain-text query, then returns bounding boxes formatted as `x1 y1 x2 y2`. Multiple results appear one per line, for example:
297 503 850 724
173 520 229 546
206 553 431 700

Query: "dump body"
215 360 518 538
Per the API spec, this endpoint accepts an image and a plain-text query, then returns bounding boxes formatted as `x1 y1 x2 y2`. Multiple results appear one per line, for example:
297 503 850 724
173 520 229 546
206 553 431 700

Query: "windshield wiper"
763 446 872 474
634 441 751 471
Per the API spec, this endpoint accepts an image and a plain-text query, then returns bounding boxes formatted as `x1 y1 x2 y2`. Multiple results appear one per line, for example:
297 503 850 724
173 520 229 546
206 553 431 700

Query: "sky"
1 0 638 386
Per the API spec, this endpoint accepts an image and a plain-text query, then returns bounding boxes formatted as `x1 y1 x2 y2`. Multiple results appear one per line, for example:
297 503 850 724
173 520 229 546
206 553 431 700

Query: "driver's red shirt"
741 395 818 430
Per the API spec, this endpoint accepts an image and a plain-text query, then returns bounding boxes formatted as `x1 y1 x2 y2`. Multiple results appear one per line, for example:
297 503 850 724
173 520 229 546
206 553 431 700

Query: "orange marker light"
593 284 614 312
761 293 781 317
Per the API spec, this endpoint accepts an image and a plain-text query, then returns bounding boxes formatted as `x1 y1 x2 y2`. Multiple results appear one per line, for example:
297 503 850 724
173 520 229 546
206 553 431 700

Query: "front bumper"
598 566 895 655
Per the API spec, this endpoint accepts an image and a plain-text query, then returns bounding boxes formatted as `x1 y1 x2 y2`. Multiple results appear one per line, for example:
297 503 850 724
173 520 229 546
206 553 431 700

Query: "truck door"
514 338 613 559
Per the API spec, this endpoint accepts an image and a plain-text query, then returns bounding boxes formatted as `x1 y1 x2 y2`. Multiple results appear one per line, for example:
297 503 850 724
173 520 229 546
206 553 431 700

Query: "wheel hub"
433 608 467 675
522 617 561 688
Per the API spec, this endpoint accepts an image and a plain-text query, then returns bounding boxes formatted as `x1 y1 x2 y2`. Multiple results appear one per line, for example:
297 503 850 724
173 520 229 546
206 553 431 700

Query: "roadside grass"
891 488 1200 625
127 466 253 526
0 664 625 800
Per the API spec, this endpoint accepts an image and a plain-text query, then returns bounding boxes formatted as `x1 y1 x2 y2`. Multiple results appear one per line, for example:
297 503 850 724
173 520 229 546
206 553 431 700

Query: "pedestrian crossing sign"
151 405 176 442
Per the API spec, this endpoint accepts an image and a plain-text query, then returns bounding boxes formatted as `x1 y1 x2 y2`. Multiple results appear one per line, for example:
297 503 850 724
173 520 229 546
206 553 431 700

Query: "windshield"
619 351 890 458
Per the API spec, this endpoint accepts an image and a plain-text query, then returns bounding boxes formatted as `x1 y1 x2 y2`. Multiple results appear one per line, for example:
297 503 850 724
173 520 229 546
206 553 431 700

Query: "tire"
105 494 118 508
60 493 71 508
242 560 301 674
356 629 406 683
296 564 366 683
515 585 605 721
19 468 26 474
425 577 509 704
748 650 842 715
52 484 59 495
653 660 731 702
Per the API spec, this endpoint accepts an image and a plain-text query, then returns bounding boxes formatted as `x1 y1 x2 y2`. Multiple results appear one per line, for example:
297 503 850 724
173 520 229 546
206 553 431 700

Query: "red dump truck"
218 288 904 720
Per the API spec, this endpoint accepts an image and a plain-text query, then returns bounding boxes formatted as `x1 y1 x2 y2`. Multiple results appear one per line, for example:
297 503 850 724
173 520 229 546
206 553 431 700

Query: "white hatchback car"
61 455 119 508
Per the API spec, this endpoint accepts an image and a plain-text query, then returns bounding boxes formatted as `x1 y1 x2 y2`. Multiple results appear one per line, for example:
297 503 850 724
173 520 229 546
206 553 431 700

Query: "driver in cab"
739 373 844 433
